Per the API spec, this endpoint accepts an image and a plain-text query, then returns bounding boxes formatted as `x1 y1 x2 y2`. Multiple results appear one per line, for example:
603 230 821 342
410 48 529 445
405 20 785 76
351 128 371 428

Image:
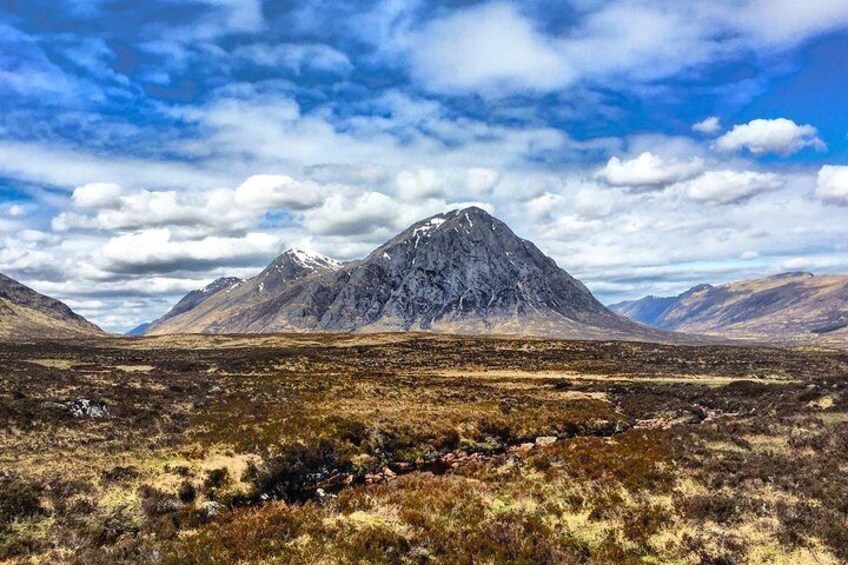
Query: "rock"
535 436 557 447
67 399 109 418
315 488 337 502
382 467 397 480
202 501 221 517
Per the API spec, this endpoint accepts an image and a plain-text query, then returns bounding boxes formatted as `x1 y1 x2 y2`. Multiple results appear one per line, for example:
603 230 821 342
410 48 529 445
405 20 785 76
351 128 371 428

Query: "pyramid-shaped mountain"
145 207 669 341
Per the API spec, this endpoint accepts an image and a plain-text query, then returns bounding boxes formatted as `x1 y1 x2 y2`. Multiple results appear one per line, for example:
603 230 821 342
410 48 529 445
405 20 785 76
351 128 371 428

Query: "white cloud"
465 168 500 196
72 182 124 208
597 152 704 189
693 117 721 135
7 204 26 217
715 118 825 156
396 168 444 201
394 1 848 97
525 193 565 222
232 43 353 74
732 0 848 45
406 2 573 94
574 186 617 219
99 229 280 274
816 165 848 205
683 170 783 205
233 174 323 210
301 191 404 237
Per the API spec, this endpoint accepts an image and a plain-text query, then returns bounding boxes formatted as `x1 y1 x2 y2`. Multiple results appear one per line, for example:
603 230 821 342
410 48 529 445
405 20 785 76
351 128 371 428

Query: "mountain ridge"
610 272 848 345
145 207 675 342
0 273 104 339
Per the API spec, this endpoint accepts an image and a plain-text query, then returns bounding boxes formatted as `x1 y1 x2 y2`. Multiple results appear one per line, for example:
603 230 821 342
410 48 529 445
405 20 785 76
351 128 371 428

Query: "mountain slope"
144 249 341 335
0 273 104 339
610 272 848 344
148 207 672 341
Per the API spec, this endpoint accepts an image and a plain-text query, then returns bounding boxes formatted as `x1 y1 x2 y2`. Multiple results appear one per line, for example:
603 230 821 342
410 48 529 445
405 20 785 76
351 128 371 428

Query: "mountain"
147 276 242 329
126 322 151 336
146 207 671 342
143 250 341 335
0 273 104 339
610 272 848 345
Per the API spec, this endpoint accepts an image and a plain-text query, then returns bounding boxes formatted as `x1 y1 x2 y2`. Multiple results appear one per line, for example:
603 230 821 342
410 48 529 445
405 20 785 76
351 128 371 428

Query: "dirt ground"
1 333 847 564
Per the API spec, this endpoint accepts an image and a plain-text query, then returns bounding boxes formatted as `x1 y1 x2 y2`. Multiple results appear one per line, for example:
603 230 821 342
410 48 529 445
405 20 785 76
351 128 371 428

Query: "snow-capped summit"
283 248 342 271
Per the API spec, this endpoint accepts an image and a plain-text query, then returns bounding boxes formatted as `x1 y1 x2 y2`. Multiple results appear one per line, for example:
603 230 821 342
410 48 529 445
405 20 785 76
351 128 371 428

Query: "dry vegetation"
1 333 847 564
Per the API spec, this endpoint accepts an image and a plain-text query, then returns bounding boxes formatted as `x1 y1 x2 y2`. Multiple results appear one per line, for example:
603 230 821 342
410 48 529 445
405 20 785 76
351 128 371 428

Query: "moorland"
1 333 847 564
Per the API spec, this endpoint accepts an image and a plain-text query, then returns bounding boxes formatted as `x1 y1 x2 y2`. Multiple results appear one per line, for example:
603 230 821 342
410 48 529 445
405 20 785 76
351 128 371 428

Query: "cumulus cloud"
55 175 325 235
72 182 124 208
99 229 280 274
693 117 721 135
715 118 825 156
816 165 848 205
301 191 404 236
396 168 444 201
597 152 704 189
233 174 324 210
683 170 784 205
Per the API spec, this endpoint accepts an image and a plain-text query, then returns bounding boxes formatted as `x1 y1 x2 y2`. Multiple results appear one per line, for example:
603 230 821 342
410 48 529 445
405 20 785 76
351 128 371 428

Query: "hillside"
611 272 848 345
0 273 104 339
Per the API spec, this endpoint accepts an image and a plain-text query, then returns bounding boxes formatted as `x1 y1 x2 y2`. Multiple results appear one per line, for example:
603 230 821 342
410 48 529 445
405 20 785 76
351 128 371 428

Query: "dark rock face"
262 207 619 332
150 207 667 341
0 273 103 338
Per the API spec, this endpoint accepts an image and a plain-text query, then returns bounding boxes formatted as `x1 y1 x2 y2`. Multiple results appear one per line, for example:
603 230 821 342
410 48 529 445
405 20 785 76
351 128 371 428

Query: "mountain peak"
281 248 341 271
256 247 342 294
200 277 242 294
146 208 667 342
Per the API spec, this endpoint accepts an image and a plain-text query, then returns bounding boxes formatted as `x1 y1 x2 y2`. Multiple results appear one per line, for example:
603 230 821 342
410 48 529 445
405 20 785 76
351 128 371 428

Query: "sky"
1 0 848 332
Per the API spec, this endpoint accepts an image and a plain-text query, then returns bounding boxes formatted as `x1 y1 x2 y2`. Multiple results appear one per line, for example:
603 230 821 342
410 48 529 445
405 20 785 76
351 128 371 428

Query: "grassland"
1 333 847 564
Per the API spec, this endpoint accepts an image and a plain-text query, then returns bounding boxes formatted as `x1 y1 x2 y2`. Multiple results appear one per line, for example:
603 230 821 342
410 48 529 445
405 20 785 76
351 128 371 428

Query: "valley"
2 334 847 564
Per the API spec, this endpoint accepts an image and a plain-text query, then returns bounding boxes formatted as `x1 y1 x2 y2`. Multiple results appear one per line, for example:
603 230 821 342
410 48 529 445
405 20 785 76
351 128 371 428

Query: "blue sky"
1 0 847 331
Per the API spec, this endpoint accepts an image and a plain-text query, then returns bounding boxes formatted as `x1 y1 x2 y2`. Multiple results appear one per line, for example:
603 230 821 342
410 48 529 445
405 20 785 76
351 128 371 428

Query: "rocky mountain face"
610 272 848 345
0 273 104 338
146 207 671 341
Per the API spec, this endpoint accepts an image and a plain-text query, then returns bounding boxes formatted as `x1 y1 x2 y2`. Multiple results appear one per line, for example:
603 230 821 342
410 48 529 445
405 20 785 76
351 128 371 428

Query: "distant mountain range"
143 207 670 341
610 272 848 345
0 273 103 339
5 207 846 348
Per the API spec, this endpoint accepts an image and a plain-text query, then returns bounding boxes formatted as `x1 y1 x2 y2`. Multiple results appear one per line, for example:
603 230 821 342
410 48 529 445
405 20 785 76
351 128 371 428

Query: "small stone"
67 399 110 419
535 436 557 447
202 501 221 517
